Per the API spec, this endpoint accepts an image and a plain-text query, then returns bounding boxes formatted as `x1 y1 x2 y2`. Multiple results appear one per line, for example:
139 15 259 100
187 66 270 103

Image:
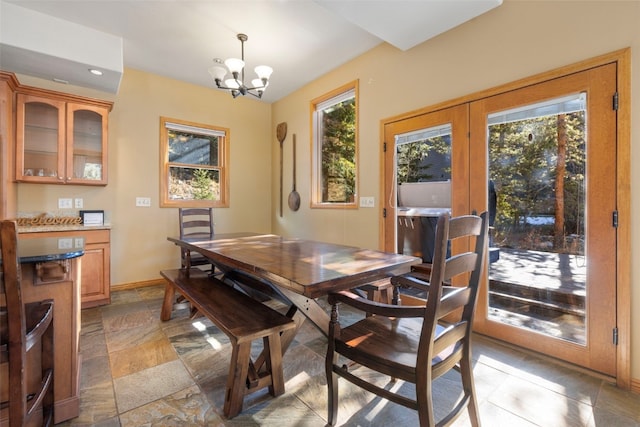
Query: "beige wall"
271 1 640 378
16 69 273 284
11 0 640 380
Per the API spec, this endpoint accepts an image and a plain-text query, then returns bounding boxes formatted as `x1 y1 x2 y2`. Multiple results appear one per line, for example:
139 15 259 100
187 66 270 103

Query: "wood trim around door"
378 48 631 388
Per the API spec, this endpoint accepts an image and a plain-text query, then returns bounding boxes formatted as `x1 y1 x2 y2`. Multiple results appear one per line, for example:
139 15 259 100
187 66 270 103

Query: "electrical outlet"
75 198 83 209
58 238 73 249
74 238 84 248
58 198 73 209
359 196 375 208
136 197 151 207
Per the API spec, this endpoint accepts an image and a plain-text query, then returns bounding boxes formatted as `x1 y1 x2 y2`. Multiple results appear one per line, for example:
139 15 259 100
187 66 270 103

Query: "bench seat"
160 268 295 418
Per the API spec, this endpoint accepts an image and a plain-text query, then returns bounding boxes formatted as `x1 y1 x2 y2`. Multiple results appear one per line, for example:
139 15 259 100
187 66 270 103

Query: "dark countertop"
1 236 85 264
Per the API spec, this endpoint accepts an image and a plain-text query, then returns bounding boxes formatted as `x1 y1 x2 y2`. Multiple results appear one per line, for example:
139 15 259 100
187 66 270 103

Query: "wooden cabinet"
20 228 111 308
77 229 111 308
0 72 17 219
16 92 111 185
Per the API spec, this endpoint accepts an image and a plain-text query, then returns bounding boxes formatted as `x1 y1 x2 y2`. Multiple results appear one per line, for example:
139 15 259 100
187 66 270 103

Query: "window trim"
310 80 359 209
159 116 230 208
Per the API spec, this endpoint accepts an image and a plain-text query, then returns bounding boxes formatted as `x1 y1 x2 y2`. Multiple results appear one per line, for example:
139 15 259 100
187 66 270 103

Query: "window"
160 117 229 208
311 81 358 207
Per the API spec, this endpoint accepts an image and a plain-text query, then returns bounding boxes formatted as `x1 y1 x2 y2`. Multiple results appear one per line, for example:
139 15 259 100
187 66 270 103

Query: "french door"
382 63 618 375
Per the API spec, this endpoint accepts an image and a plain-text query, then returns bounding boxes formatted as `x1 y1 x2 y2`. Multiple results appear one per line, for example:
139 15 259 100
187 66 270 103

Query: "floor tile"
63 284 640 427
102 308 156 334
109 336 178 378
65 381 119 425
80 354 112 390
119 384 224 426
113 359 195 413
596 382 640 422
487 374 595 426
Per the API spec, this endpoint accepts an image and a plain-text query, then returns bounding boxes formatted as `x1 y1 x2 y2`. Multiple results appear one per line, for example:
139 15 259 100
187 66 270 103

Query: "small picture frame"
80 210 104 226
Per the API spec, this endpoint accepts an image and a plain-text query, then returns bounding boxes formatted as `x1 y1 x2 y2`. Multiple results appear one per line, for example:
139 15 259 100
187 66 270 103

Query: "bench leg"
160 282 176 321
224 341 252 418
264 332 285 397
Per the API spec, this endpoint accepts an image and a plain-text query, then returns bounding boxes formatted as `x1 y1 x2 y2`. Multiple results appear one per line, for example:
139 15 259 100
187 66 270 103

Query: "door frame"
378 48 631 388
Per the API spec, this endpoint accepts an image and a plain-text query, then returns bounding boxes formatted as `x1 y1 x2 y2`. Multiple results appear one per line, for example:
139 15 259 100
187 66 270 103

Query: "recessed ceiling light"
89 68 103 76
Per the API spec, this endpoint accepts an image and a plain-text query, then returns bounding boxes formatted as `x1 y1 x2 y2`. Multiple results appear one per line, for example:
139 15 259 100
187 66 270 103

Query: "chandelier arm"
210 33 269 99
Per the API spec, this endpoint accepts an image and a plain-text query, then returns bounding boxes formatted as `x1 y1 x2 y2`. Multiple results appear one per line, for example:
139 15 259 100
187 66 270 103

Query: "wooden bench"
160 268 296 418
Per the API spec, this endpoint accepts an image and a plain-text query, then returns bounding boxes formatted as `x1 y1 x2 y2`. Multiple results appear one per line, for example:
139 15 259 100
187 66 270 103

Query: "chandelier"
208 33 273 99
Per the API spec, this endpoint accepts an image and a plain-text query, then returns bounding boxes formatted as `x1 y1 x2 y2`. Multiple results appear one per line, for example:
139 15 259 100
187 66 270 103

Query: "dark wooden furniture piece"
167 208 215 317
359 278 393 305
160 268 295 418
1 228 83 425
325 212 488 427
1 220 55 426
162 234 417 417
178 208 214 270
164 233 419 336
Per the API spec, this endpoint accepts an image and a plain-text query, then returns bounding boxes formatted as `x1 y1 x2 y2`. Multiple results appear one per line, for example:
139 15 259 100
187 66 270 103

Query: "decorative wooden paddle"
276 122 287 217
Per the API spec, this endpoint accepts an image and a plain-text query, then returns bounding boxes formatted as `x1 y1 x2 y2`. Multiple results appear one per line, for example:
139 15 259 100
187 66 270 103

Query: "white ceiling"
0 0 502 103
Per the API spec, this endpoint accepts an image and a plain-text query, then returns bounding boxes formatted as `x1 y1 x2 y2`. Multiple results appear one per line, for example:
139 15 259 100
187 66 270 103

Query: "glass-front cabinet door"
16 93 109 185
66 103 108 184
16 94 65 183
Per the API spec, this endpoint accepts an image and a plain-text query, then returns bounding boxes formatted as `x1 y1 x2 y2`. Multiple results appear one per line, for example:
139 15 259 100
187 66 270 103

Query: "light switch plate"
58 198 73 209
359 196 375 208
136 197 151 207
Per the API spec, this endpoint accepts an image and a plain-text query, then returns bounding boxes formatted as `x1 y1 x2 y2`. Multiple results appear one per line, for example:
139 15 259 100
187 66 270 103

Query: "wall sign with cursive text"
16 213 83 227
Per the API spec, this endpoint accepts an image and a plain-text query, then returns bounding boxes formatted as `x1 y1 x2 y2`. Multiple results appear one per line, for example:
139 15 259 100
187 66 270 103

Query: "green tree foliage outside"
192 168 215 200
489 111 585 254
397 136 451 183
321 98 356 202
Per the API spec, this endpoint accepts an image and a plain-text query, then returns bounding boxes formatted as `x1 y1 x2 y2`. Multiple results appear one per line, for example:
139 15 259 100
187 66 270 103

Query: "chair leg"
325 356 339 426
460 354 481 427
416 375 436 427
326 304 340 426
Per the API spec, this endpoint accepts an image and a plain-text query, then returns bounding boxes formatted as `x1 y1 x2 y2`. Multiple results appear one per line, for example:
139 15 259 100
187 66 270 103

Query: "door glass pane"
487 93 587 345
395 124 451 264
23 102 60 176
73 109 103 180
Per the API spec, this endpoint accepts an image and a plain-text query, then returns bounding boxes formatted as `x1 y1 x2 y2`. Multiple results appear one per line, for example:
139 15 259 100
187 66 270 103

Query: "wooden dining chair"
179 207 215 271
0 220 55 426
326 211 488 427
164 208 215 318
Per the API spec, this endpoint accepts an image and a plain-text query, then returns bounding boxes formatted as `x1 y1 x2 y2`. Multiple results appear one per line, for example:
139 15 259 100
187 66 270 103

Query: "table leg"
160 281 176 321
277 287 330 336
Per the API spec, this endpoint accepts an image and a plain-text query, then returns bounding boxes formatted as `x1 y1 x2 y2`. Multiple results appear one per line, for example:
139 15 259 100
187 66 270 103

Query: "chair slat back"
179 208 214 239
419 212 488 372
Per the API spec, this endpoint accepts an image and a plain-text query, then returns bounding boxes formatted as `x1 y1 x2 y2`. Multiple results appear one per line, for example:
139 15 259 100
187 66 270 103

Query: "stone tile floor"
56 284 640 426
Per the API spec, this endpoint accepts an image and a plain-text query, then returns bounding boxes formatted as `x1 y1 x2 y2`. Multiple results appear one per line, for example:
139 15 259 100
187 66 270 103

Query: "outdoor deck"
488 248 586 343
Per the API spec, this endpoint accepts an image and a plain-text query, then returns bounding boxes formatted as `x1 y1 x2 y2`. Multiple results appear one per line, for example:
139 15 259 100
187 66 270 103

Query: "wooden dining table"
167 233 420 337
